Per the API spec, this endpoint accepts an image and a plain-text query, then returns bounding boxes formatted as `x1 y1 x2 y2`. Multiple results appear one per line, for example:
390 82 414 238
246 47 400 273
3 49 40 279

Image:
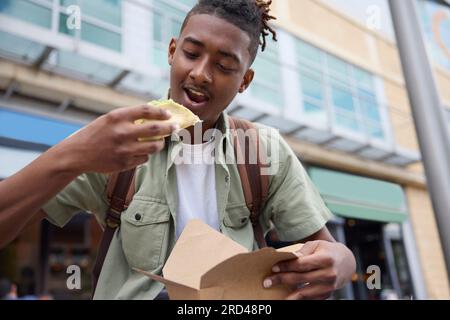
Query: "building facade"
0 0 449 299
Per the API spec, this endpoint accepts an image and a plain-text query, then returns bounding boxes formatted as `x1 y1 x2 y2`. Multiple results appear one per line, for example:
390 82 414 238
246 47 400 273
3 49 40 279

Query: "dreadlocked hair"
181 0 277 62
255 0 277 52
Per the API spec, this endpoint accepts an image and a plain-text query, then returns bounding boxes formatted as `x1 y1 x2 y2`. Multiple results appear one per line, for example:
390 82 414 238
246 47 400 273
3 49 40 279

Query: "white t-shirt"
174 139 219 238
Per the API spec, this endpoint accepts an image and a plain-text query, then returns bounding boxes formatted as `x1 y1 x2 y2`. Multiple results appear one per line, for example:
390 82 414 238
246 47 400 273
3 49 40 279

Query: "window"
176 0 197 8
0 31 46 62
0 0 122 51
150 1 283 108
251 42 284 108
331 83 360 132
295 39 386 140
327 54 351 85
56 50 122 83
149 0 192 96
59 0 122 52
0 0 52 29
296 41 327 123
151 0 188 68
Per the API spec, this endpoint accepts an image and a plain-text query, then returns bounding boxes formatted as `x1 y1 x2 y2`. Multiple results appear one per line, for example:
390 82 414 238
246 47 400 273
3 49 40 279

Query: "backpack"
92 117 269 293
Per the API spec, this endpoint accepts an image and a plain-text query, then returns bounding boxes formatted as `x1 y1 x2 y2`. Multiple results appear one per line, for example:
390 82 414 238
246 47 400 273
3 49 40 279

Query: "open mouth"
184 87 210 106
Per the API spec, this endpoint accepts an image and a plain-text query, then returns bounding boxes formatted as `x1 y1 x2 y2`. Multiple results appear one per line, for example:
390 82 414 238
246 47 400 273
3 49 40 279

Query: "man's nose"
189 58 213 84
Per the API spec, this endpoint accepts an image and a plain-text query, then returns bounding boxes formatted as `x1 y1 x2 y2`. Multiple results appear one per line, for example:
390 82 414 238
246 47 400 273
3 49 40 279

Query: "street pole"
388 0 450 279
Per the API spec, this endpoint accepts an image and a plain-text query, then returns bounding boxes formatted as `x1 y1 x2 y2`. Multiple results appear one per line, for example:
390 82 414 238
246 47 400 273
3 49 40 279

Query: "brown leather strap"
106 171 136 210
229 117 269 248
92 169 136 296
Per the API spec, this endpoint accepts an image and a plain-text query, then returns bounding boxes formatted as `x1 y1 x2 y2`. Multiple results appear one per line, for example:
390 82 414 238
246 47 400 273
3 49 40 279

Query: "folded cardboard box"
134 219 302 300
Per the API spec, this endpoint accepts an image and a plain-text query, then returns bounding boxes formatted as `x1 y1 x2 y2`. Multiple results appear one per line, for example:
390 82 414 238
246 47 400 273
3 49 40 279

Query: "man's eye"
218 64 234 73
183 50 198 59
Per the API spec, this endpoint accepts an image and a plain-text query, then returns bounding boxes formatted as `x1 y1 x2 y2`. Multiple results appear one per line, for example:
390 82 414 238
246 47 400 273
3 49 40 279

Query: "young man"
0 0 355 299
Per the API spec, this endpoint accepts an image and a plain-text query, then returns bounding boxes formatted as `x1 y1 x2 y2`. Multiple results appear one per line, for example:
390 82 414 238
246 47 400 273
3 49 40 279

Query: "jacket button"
135 213 142 221
225 175 230 183
241 217 248 224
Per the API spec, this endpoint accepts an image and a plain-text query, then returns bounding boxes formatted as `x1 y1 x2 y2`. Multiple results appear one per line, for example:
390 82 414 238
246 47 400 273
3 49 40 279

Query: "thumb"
295 240 320 257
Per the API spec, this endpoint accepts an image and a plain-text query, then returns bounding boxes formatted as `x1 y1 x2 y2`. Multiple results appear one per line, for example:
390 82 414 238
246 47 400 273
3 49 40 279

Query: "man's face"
168 14 254 127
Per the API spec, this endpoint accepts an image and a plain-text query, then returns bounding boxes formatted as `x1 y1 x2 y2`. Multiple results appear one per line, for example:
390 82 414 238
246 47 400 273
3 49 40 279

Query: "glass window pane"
61 0 77 5
335 113 360 132
152 13 163 43
304 101 327 123
354 67 374 89
251 83 282 107
78 0 122 26
296 40 322 66
81 22 121 51
327 54 350 82
261 40 279 61
358 88 381 123
368 125 384 139
59 13 76 37
177 0 197 8
253 57 281 84
0 0 52 29
171 18 182 39
332 85 355 112
300 73 323 101
361 100 381 123
358 88 376 101
151 2 185 46
151 3 184 67
0 31 45 62
57 51 121 83
251 41 282 107
152 45 168 69
153 0 185 18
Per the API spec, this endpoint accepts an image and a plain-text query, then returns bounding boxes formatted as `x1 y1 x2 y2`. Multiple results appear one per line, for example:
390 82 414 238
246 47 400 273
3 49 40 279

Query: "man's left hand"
263 240 356 300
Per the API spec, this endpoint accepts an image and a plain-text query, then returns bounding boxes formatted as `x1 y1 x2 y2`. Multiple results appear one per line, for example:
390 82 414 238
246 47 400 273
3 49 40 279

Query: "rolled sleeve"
263 136 333 242
42 173 109 228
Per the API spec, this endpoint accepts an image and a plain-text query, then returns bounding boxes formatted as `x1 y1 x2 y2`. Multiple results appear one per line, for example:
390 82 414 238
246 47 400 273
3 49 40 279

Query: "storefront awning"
309 167 408 223
0 107 82 147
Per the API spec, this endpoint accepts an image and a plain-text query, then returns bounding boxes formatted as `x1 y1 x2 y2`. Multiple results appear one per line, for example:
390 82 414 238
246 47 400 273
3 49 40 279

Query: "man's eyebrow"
218 50 241 65
184 36 205 47
183 36 241 65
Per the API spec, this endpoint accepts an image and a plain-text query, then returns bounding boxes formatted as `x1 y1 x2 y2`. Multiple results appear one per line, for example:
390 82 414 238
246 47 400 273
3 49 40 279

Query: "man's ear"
168 38 177 66
239 69 254 93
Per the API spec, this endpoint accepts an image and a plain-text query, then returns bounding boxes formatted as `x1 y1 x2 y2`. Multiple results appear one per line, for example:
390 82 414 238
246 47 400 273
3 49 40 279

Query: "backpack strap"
228 117 269 248
92 169 136 295
105 171 136 206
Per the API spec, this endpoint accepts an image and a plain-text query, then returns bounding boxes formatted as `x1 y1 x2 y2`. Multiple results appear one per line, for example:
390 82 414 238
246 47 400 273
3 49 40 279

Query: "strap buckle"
106 207 121 229
106 218 119 229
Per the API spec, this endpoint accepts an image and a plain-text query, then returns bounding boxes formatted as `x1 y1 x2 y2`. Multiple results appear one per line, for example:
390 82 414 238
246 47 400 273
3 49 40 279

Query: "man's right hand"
51 104 177 174
0 104 178 248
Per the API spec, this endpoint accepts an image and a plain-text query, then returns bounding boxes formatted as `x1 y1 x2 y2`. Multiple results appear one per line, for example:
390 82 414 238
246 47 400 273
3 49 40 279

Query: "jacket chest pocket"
120 199 171 271
223 204 251 229
222 204 254 251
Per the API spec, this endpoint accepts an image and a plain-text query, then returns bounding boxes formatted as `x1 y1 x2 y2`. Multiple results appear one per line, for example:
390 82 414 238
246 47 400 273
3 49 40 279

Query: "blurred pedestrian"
0 278 18 300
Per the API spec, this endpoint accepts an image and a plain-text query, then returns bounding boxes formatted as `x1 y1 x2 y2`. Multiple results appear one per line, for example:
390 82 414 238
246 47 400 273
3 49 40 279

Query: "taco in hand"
135 99 201 141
